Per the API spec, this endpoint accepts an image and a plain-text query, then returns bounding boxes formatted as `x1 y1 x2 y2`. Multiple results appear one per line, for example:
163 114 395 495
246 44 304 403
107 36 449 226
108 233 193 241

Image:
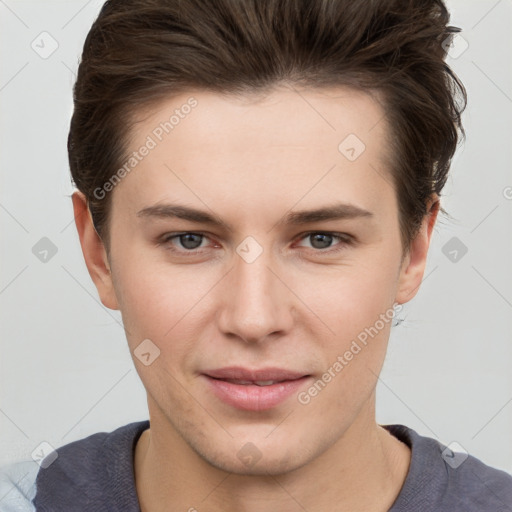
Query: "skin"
72 84 439 512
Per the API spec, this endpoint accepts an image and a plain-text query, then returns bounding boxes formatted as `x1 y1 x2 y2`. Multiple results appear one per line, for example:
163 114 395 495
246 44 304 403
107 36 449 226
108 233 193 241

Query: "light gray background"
1 0 511 474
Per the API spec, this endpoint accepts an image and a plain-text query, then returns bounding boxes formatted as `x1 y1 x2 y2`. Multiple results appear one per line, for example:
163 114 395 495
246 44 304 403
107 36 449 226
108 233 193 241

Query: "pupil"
311 233 332 249
180 233 202 249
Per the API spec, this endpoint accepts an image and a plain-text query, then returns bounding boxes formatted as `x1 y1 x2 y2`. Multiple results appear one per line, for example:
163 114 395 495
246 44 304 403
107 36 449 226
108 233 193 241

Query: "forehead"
132 85 387 147
112 85 395 223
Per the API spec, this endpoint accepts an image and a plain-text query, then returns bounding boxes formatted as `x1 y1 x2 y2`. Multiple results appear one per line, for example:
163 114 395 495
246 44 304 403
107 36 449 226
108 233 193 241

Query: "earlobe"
395 197 440 305
71 191 120 311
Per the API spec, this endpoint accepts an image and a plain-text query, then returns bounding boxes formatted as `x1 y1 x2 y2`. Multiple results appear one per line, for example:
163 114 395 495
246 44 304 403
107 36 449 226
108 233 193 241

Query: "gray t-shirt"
1 420 511 511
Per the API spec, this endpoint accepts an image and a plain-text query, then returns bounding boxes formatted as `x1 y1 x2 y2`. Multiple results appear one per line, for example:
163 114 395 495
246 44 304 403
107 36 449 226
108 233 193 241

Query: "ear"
71 190 119 310
395 196 440 304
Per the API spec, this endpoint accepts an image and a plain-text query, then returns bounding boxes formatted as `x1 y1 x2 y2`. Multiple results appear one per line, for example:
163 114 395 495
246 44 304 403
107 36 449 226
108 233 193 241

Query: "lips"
204 367 308 382
202 366 311 411
221 379 283 386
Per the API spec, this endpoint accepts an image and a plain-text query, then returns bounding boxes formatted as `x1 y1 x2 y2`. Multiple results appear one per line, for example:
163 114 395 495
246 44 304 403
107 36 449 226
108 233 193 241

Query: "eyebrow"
136 202 373 230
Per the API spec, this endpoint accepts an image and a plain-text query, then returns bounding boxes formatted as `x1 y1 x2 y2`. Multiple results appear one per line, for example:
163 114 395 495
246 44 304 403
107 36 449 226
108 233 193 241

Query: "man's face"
85 86 430 474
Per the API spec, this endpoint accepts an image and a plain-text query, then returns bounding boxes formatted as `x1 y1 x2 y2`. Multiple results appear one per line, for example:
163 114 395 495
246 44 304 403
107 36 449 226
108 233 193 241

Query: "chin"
195 438 317 477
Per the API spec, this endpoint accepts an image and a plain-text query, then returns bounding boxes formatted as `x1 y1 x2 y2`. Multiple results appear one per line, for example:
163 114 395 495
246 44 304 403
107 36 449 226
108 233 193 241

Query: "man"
1 0 511 511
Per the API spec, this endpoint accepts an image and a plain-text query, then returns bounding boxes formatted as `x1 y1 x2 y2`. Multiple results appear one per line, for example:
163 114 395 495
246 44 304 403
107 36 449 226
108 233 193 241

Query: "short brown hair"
68 0 466 252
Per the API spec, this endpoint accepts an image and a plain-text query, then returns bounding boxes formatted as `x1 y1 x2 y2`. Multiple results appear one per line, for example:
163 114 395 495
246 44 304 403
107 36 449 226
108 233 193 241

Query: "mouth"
214 378 292 386
202 367 311 411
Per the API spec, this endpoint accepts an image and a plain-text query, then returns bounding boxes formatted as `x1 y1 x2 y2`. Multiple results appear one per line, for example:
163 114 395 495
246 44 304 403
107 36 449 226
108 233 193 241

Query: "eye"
296 232 352 251
160 232 211 251
157 231 353 256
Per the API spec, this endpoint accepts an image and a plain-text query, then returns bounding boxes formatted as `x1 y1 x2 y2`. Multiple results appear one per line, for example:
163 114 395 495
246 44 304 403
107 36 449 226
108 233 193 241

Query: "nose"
217 248 294 344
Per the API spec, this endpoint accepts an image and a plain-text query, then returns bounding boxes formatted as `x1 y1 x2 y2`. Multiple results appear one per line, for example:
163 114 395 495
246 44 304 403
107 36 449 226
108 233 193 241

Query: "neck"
134 395 411 512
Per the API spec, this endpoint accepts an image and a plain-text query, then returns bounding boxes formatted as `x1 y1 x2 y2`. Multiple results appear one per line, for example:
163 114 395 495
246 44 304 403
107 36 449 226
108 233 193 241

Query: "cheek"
111 253 219 359
288 247 399 407
111 255 174 334
297 283 394 422
112 261 211 404
291 250 400 343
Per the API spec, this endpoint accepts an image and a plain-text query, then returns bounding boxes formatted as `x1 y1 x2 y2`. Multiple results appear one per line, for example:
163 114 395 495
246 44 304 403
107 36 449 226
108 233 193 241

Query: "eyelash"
158 231 354 255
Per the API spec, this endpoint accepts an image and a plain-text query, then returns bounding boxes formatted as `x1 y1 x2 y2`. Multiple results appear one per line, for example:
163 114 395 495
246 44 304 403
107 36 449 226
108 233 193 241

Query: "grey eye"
308 233 333 249
178 233 204 249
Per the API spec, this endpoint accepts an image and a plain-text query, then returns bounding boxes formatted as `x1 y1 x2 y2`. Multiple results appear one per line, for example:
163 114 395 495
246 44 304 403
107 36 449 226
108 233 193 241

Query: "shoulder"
37 420 149 479
0 460 38 511
443 446 512 510
0 420 149 512
383 424 512 511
